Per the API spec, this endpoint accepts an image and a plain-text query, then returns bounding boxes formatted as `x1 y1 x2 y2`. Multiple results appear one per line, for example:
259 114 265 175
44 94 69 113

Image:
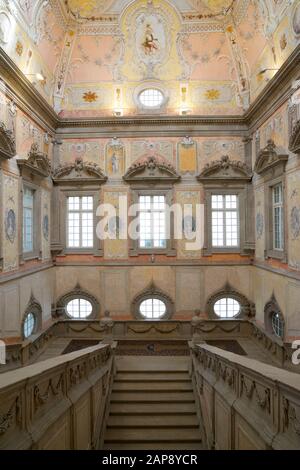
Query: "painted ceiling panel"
0 0 299 117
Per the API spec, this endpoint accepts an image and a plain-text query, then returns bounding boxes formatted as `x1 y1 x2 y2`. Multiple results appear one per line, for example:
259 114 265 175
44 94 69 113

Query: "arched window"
55 284 100 320
139 298 166 319
213 297 240 318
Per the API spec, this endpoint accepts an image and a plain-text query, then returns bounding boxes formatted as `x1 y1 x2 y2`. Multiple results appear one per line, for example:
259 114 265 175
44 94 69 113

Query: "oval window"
214 298 240 318
271 312 284 338
139 298 166 319
139 89 164 108
24 312 36 338
66 298 93 319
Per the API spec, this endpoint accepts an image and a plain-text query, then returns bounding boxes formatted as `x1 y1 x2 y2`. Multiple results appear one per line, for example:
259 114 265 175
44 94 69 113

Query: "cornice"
0 44 299 137
0 48 58 133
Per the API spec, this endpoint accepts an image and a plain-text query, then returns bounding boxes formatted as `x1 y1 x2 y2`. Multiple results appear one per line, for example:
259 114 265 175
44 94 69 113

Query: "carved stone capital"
0 120 16 161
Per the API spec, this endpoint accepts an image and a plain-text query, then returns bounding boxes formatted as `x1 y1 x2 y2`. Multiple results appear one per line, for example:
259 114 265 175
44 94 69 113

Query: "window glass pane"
272 312 284 338
140 298 166 319
272 185 283 251
66 299 93 319
214 298 240 318
139 89 164 108
139 195 166 249
67 196 94 248
23 188 34 253
24 312 35 338
212 194 239 248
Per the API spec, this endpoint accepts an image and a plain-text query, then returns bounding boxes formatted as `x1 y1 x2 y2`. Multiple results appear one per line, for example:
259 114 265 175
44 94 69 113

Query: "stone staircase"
103 357 203 450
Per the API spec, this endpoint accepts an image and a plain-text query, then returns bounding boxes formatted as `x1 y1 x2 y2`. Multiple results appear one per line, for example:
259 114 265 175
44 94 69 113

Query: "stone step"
113 381 193 391
107 414 199 428
110 402 197 414
116 372 190 381
104 428 202 443
111 391 194 403
103 442 203 450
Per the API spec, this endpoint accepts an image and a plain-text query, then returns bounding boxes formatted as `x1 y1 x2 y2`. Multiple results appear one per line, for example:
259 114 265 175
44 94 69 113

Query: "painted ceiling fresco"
0 0 299 117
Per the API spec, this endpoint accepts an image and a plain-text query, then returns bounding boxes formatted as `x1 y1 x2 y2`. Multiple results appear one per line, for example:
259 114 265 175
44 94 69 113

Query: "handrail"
0 342 115 449
190 342 300 450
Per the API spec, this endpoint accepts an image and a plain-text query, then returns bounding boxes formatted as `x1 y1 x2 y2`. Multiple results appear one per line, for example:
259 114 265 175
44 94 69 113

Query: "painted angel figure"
142 24 159 55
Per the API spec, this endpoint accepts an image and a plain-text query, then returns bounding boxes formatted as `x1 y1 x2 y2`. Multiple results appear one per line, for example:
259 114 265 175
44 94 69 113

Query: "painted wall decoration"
41 189 51 260
0 11 11 44
2 174 19 272
58 140 102 165
256 213 264 240
292 2 300 36
130 140 174 165
5 209 16 243
177 137 198 175
103 190 128 259
106 138 125 177
176 189 202 260
291 207 300 239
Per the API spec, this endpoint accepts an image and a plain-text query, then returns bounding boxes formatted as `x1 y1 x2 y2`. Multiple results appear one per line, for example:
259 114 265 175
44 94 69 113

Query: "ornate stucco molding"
197 154 252 183
123 153 180 184
254 139 288 176
289 120 300 154
17 143 51 178
0 121 16 161
52 156 107 184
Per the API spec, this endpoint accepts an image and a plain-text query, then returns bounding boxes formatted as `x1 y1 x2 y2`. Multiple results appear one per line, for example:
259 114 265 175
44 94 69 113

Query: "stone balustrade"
190 342 300 450
0 342 115 449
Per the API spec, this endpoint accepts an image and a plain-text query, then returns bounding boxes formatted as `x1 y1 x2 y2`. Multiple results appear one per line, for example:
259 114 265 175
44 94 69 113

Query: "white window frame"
67 196 94 249
23 187 34 254
139 195 167 250
139 298 167 320
211 194 240 249
272 183 284 252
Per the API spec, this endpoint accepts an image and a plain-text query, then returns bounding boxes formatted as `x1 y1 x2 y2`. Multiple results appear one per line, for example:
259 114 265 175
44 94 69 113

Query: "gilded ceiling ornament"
205 89 221 101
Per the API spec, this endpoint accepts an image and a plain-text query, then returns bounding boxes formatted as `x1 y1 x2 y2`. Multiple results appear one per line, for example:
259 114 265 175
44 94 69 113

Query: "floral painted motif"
205 89 221 101
83 91 98 103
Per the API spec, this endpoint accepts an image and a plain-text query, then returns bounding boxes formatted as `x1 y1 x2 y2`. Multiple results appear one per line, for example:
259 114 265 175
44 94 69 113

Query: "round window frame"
21 297 42 341
213 297 241 319
139 297 168 320
132 292 173 321
271 311 285 339
65 297 94 320
138 88 164 109
206 284 254 320
56 288 100 320
264 294 285 340
133 83 168 114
